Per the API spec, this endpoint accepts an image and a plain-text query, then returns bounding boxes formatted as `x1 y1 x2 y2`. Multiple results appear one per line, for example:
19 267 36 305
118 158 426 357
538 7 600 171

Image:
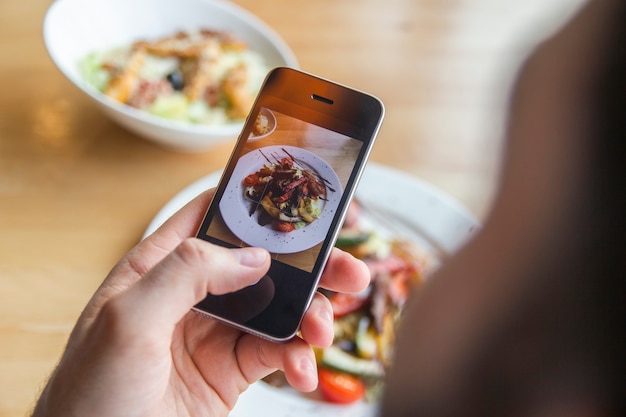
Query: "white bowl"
43 0 298 152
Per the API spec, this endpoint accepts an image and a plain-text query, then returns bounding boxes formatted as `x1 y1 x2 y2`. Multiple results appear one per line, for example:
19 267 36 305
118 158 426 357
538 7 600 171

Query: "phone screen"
206 107 362 271
195 68 383 341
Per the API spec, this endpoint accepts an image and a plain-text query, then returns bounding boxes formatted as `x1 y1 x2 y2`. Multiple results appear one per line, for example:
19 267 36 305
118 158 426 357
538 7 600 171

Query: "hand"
31 189 370 417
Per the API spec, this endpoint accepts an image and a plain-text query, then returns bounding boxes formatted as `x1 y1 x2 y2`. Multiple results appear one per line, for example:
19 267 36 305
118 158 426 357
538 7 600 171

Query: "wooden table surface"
0 0 583 415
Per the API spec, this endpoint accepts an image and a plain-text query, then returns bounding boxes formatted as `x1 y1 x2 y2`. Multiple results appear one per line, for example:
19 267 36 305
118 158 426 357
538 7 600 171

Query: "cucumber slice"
335 230 370 248
321 346 385 379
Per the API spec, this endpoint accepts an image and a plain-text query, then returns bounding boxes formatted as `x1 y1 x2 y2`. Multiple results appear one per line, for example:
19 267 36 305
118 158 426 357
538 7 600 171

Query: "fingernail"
235 247 268 267
300 356 315 374
319 307 333 324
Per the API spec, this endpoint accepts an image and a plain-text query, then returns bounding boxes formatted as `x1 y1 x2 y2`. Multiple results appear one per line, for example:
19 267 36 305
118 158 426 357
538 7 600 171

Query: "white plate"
142 162 479 416
219 145 342 254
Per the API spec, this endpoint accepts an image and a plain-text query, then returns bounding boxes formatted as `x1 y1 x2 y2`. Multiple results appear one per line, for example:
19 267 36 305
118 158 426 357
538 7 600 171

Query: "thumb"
112 238 270 335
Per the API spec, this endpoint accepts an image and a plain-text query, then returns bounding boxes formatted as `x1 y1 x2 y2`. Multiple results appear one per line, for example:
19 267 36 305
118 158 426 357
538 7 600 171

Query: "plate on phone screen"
143 162 478 417
219 145 342 254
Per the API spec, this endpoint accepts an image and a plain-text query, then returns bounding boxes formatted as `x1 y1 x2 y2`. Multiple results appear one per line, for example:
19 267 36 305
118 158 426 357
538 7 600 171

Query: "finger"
318 247 370 294
236 334 318 392
109 239 270 338
299 292 334 348
96 189 216 297
281 340 318 392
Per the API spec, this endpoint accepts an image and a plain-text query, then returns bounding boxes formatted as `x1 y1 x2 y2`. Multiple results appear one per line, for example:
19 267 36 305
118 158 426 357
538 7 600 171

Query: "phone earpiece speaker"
311 94 334 105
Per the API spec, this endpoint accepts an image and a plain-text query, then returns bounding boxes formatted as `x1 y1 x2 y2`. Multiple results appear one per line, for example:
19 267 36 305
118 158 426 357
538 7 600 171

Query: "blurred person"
381 0 624 415
30 0 624 416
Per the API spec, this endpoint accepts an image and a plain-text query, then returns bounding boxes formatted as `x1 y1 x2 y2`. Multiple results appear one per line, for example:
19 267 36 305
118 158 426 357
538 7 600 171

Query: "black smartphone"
195 67 384 341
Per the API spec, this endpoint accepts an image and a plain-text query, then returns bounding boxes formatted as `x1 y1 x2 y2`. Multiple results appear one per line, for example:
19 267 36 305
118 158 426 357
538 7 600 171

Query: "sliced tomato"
329 292 368 318
318 368 365 404
276 221 295 233
388 268 411 306
243 173 259 186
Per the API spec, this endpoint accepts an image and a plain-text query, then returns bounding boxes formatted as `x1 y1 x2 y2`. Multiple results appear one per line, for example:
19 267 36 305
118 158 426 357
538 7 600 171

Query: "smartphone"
195 67 384 342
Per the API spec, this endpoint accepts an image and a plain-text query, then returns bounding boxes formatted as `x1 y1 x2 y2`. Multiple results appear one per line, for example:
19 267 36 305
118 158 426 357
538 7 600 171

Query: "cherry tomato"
318 368 365 404
329 292 368 318
243 174 259 186
276 221 295 232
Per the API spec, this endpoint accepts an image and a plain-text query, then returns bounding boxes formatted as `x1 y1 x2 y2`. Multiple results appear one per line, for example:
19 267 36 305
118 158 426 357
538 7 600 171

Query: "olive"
166 70 184 91
337 339 357 353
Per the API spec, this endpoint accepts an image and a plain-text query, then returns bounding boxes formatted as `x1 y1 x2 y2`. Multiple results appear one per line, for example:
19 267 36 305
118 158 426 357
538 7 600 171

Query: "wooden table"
0 0 583 415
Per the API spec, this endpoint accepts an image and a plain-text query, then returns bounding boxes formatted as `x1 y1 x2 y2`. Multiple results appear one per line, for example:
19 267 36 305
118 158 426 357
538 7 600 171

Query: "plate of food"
44 0 298 151
218 145 342 254
143 162 479 417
